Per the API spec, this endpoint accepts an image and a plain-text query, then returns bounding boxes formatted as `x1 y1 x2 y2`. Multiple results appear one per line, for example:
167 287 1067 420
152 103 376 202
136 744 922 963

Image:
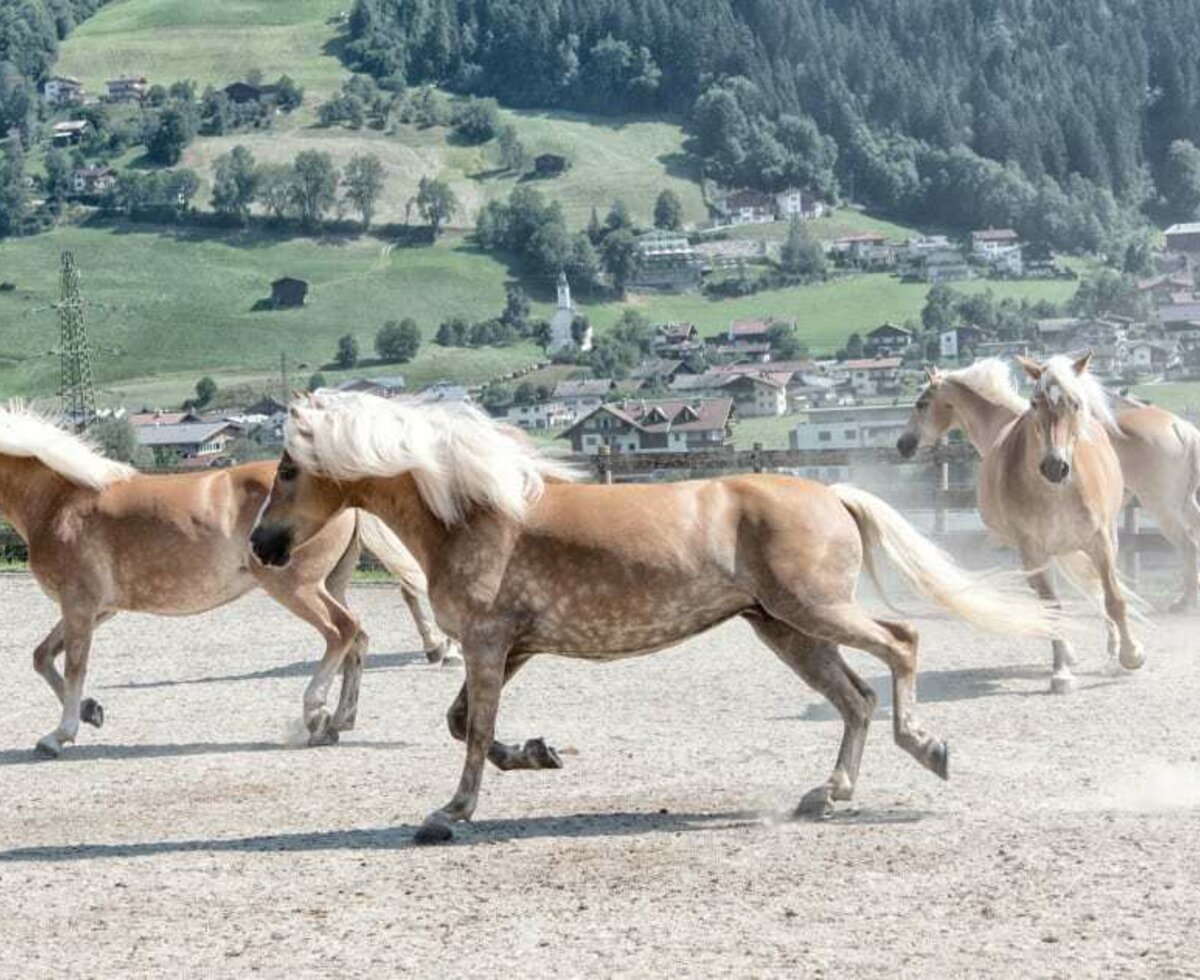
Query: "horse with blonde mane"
251 390 1062 843
0 404 453 758
897 354 1145 692
899 357 1200 612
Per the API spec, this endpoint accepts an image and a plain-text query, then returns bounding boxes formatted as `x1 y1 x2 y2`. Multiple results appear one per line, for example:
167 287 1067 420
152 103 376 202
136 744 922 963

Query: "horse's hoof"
425 640 451 665
34 735 62 759
414 813 455 845
81 698 104 729
441 646 464 668
930 740 950 780
1050 674 1076 695
307 726 340 747
1120 646 1146 671
524 737 563 770
331 712 357 733
793 786 834 821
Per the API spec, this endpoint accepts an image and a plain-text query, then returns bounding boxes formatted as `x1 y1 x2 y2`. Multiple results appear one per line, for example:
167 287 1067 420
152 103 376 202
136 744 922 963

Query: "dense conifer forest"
345 0 1200 247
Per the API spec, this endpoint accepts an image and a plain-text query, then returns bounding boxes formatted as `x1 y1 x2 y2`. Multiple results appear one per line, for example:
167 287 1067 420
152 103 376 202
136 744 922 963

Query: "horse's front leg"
35 611 96 758
415 631 511 844
1021 551 1076 694
1088 535 1145 672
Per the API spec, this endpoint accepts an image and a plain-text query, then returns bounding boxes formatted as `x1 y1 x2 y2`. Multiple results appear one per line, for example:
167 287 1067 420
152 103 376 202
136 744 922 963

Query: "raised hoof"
414 813 455 845
524 737 563 770
930 740 950 781
81 698 105 729
34 735 63 759
1050 673 1076 695
793 785 834 821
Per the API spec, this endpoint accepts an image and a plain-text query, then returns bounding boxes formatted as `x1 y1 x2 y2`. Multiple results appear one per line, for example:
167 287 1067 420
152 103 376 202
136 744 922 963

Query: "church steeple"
556 269 572 310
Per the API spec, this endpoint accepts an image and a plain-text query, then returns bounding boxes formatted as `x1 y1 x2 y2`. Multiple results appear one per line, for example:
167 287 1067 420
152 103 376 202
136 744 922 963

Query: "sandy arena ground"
1 573 1199 978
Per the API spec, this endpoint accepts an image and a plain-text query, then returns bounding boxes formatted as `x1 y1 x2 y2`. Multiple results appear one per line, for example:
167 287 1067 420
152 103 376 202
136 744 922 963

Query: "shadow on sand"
0 737 412 767
101 650 438 690
0 809 768 862
791 663 1123 722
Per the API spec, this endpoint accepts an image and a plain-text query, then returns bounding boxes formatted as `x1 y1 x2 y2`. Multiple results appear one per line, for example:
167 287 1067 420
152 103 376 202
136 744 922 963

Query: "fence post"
1120 500 1140 584
934 458 950 535
752 442 764 474
597 444 613 485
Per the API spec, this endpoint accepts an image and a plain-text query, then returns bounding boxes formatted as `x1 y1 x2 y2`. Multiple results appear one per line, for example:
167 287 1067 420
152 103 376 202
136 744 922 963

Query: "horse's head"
1017 352 1095 485
250 405 349 567
897 367 952 458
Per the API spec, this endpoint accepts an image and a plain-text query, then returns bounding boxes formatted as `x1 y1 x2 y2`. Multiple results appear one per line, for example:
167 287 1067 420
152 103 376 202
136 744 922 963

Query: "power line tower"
57 251 97 429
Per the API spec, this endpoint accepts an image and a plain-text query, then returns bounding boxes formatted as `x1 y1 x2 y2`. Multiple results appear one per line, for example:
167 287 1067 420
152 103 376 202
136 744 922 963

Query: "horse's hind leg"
762 596 948 781
745 613 877 819
32 621 66 706
401 584 456 665
445 653 562 771
1088 534 1145 672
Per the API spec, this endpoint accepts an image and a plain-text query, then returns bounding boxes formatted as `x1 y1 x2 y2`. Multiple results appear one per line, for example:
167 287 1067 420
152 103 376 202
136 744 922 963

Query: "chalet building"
223 81 278 104
135 420 241 465
938 324 986 360
790 404 911 451
127 409 201 428
630 230 703 291
561 398 734 455
533 153 569 176
1165 223 1200 255
71 165 116 195
629 357 690 389
719 372 789 417
1137 272 1194 304
864 323 914 357
51 120 90 146
420 380 472 403
830 357 904 397
1127 340 1179 373
107 75 149 102
723 188 776 225
553 378 618 416
727 318 784 346
502 400 575 430
833 234 896 270
270 276 308 308
651 321 702 356
43 75 82 107
242 396 287 417
775 188 825 220
1157 292 1200 325
337 376 406 398
970 228 1020 258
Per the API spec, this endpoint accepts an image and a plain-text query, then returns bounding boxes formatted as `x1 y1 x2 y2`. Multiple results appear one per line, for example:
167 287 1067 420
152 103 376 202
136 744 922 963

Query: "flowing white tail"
831 483 1063 638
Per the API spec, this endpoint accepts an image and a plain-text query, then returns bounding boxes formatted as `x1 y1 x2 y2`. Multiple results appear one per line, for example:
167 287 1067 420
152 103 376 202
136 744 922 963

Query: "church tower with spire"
548 269 592 354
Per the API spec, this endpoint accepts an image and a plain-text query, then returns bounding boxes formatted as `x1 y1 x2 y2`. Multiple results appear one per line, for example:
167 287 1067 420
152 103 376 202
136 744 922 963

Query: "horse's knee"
446 700 467 742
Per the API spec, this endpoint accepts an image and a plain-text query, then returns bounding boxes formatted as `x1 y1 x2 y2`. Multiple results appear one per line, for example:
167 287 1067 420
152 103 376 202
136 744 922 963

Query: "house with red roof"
560 398 734 454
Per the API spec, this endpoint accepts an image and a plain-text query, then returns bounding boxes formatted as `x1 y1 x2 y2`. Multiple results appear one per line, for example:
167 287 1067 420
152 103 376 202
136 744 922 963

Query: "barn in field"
270 277 308 309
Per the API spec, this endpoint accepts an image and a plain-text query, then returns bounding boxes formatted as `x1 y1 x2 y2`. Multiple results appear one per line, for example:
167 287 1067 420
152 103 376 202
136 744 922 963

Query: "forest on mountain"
345 0 1200 249
0 0 110 132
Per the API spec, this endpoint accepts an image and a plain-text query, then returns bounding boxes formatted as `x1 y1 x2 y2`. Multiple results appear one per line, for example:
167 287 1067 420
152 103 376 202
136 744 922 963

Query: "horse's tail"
355 511 429 593
830 483 1062 638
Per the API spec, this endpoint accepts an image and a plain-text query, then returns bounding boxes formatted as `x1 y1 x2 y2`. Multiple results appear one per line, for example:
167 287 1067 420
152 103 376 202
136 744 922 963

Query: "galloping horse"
251 391 1060 843
897 355 1144 692
899 358 1200 610
0 404 452 758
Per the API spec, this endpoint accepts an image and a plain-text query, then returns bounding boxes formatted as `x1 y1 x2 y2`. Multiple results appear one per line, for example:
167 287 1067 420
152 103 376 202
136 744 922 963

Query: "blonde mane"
0 402 134 490
941 359 1028 414
286 391 577 525
1034 355 1119 433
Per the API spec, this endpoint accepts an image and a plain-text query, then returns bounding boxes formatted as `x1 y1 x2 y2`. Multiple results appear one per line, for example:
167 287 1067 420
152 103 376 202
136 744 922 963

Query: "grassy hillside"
57 0 348 98
0 223 1081 408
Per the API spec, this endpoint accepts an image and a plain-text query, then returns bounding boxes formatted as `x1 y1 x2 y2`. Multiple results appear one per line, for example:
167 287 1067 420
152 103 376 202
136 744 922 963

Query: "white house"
775 189 825 220
552 378 617 416
43 75 82 106
971 228 1020 259
830 357 904 396
789 404 912 451
71 165 116 195
503 400 575 430
548 270 591 354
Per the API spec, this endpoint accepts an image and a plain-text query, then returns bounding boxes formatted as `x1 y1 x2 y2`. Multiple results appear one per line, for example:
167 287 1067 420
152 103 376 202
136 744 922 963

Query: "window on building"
818 431 832 443
845 430 858 440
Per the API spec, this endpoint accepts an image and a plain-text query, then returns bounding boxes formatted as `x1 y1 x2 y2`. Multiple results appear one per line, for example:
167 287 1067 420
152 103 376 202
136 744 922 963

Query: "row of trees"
333 318 423 369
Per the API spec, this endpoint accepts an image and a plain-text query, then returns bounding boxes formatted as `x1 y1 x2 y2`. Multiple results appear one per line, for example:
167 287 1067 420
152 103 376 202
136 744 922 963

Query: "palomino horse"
250 391 1060 843
0 404 453 758
897 355 1145 692
899 359 1200 611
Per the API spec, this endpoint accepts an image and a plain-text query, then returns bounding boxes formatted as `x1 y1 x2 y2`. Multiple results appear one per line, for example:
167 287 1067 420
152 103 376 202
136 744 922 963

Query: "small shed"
534 153 569 177
270 277 308 309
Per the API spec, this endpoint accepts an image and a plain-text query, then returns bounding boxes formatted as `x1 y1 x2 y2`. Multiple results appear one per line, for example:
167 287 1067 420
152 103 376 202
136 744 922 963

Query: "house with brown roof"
561 398 735 454
107 75 149 102
52 120 90 146
971 228 1019 259
724 189 776 225
1165 223 1200 255
864 323 914 357
72 165 116 196
829 357 904 396
43 75 82 107
552 378 618 416
651 322 702 356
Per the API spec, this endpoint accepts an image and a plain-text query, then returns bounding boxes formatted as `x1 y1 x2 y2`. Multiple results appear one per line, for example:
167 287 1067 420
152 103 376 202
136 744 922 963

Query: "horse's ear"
288 405 314 439
1072 351 1094 376
1015 354 1043 381
924 366 943 386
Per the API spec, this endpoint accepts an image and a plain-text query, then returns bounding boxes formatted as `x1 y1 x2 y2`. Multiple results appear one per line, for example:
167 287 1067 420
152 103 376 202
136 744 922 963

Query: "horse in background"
250 390 1062 843
899 358 1200 611
0 404 453 758
898 354 1144 692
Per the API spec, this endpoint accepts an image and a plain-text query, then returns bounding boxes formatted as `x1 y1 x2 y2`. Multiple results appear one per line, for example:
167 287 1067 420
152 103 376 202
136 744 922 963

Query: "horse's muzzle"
251 525 294 567
896 432 918 459
1039 455 1070 484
